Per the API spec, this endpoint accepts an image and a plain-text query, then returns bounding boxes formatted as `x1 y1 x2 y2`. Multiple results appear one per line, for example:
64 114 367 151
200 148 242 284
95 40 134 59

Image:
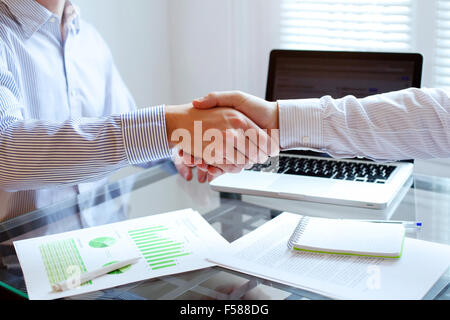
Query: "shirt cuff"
278 99 324 150
120 105 172 165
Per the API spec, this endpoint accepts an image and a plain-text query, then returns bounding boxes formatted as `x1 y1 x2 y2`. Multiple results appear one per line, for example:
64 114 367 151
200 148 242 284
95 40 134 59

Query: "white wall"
168 0 281 104
167 0 234 104
75 0 172 107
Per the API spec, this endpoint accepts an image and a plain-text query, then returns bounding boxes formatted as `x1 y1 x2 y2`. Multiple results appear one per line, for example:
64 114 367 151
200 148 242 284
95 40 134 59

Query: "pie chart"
89 236 116 248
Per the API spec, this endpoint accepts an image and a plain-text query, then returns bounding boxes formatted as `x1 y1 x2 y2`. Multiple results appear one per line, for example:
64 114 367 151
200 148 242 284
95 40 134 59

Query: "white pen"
51 256 141 292
351 220 423 229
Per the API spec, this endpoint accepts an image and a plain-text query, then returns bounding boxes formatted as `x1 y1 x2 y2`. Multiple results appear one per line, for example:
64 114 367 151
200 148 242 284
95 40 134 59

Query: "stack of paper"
207 212 450 300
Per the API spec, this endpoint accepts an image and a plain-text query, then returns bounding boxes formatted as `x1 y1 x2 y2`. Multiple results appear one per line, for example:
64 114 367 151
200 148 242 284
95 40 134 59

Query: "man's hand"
166 103 276 171
193 91 280 133
174 92 281 182
172 149 226 183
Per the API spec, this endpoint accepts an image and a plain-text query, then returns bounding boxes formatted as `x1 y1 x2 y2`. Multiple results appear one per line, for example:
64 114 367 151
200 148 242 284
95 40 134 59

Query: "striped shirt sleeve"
278 87 450 161
0 59 171 192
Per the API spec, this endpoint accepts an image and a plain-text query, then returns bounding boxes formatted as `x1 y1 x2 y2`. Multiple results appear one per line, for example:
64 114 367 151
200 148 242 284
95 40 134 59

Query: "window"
280 0 450 88
280 0 413 51
279 0 450 176
435 0 450 87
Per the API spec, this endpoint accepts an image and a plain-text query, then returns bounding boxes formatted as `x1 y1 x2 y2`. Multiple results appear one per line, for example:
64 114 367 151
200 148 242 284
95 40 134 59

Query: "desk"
0 161 448 300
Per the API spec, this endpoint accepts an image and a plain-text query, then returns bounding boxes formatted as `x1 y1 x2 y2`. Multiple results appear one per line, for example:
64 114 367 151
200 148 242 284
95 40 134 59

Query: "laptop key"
271 156 397 182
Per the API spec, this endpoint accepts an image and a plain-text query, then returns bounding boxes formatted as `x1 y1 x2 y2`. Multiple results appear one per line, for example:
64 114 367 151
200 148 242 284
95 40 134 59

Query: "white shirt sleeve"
278 87 450 161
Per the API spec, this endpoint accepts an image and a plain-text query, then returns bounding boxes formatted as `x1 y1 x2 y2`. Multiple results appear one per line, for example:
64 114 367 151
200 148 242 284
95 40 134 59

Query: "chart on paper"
39 238 91 287
14 209 229 300
128 225 192 270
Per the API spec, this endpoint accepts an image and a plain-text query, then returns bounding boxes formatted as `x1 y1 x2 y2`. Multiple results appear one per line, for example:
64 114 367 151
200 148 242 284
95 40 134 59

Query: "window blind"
280 0 414 51
278 0 450 177
434 0 450 87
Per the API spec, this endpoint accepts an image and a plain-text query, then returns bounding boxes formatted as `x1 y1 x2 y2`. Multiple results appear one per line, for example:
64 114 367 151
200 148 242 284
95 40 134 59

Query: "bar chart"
128 225 192 271
39 238 91 286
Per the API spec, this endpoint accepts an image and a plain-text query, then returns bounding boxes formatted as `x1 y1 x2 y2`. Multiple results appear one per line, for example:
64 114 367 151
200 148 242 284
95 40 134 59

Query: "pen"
352 220 422 229
51 256 141 292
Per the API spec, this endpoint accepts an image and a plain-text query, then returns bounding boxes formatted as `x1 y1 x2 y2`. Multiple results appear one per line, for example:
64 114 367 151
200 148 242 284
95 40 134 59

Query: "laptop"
210 50 423 209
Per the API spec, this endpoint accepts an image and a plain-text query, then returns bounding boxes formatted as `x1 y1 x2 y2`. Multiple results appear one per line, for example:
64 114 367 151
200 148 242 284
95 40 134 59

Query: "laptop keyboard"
247 156 396 184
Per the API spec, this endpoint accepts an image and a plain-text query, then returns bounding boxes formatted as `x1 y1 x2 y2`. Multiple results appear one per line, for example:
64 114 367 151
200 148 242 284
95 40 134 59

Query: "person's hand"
174 148 256 183
172 148 226 183
192 91 280 134
166 103 277 170
192 91 281 177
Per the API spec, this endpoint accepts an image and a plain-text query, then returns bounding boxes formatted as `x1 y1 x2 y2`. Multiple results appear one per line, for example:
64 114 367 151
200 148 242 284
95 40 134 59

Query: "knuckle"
229 115 245 128
233 90 246 102
233 90 243 97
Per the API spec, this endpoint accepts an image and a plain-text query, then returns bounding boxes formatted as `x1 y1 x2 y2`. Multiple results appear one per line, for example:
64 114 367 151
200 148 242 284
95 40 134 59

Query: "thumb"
192 95 217 110
193 91 246 110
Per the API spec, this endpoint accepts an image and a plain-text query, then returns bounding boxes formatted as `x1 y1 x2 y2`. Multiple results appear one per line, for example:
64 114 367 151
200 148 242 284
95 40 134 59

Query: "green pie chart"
89 236 116 248
103 261 132 275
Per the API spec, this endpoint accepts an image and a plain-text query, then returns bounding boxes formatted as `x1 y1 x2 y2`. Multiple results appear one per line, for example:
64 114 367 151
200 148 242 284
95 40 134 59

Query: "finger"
197 167 208 183
238 117 270 163
212 162 244 174
208 170 223 182
207 166 224 182
179 152 196 168
193 91 246 110
181 150 197 167
245 134 268 164
200 135 247 169
196 161 209 172
223 129 255 166
208 165 224 177
221 119 269 165
173 150 194 180
185 142 245 174
232 129 260 164
174 160 193 181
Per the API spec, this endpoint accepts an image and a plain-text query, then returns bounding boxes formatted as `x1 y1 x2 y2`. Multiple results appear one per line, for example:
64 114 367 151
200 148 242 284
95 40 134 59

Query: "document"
207 212 450 300
14 209 228 300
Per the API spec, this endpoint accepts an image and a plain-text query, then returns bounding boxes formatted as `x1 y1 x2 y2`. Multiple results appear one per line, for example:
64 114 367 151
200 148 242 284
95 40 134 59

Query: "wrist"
165 105 181 149
271 101 279 130
165 104 195 149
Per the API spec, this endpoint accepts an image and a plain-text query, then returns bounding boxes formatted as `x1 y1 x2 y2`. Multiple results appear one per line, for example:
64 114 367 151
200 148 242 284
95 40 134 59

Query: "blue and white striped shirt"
0 0 171 221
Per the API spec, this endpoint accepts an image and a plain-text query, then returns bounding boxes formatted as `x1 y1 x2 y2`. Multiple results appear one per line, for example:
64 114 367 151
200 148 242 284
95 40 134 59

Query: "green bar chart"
39 239 91 286
128 225 191 270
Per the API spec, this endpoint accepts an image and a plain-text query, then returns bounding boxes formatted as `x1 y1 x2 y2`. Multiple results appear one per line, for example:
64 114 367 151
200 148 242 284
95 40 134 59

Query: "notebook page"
296 218 405 256
207 212 450 299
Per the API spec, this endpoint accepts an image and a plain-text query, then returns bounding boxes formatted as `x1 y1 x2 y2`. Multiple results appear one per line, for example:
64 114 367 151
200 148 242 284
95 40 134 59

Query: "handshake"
165 91 281 183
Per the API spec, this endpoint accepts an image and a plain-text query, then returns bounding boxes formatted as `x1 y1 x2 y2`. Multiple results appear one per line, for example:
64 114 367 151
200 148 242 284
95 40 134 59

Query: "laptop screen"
270 56 418 100
266 50 423 158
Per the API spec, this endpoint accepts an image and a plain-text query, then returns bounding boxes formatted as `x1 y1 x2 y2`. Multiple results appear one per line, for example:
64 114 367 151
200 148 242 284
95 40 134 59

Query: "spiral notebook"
288 217 406 258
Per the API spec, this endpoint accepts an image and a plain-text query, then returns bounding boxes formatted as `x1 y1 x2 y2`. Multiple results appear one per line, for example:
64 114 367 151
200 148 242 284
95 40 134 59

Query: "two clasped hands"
164 91 280 183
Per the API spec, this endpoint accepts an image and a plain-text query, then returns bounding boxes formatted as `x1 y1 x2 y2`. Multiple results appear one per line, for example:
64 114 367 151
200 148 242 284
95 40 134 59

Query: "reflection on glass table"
0 160 448 300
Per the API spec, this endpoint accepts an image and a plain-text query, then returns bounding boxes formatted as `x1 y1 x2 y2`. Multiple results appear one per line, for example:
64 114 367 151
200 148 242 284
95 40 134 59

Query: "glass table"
0 160 449 300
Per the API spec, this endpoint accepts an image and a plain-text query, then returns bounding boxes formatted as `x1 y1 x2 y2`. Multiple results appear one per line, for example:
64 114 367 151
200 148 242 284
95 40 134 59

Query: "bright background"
75 0 450 177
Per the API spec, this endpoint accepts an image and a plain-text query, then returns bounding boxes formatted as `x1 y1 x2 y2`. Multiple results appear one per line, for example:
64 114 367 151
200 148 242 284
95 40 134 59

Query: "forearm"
279 87 450 160
0 106 171 192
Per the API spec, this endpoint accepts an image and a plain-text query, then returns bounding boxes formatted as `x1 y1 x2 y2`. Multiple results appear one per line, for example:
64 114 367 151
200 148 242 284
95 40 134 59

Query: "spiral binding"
287 216 310 249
